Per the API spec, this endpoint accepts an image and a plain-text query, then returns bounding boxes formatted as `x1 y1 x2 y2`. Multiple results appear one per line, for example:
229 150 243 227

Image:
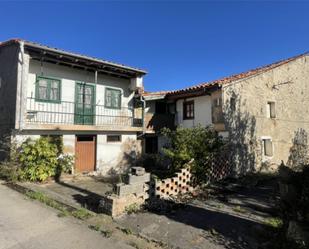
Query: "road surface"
0 182 132 249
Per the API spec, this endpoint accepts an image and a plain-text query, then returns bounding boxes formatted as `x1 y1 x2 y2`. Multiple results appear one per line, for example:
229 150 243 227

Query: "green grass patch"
101 229 113 238
125 203 140 214
232 205 247 214
25 190 93 220
120 227 132 235
25 191 65 212
72 208 93 220
264 217 283 228
88 224 101 231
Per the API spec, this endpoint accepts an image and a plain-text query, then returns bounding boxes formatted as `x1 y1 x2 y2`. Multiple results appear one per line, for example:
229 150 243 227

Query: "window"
183 100 194 120
213 97 222 107
36 76 61 102
230 97 236 111
105 88 121 109
107 135 121 142
266 102 276 118
262 138 273 157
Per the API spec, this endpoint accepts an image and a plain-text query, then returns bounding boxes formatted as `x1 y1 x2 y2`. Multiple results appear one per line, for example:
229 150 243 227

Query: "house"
143 53 309 174
0 39 146 175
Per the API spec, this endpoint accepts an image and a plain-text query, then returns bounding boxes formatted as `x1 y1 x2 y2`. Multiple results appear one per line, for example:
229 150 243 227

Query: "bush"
161 125 225 184
0 161 21 182
18 137 59 182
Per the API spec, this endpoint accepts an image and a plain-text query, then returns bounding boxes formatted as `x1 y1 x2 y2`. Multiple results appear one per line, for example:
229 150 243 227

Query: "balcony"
25 97 143 131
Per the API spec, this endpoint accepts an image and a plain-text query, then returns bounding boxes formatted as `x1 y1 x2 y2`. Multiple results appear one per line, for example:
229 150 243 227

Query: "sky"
0 1 308 92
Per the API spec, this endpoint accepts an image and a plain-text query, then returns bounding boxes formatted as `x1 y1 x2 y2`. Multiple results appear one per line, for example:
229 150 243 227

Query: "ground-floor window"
107 135 122 142
262 138 273 157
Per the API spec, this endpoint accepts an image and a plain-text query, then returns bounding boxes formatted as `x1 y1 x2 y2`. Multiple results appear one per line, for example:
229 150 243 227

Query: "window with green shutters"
35 76 61 103
105 87 121 109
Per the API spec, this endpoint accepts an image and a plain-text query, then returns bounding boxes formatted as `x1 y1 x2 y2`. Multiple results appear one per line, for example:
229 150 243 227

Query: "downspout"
140 95 146 135
18 41 25 131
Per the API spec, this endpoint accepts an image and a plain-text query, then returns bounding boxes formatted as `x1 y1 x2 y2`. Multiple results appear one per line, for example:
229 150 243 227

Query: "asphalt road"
0 182 132 249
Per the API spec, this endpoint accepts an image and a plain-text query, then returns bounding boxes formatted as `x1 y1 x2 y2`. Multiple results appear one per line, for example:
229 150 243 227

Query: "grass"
125 203 140 214
264 217 283 228
72 208 93 220
88 224 101 231
101 229 113 238
120 227 132 235
232 205 247 214
25 190 93 220
25 191 66 212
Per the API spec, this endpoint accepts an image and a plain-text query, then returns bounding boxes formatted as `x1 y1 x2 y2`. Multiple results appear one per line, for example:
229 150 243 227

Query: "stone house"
0 39 146 175
143 53 309 173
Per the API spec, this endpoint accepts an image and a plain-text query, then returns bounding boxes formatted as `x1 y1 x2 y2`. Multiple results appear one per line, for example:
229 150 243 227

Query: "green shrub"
161 125 225 184
19 137 59 182
0 161 21 182
125 203 140 214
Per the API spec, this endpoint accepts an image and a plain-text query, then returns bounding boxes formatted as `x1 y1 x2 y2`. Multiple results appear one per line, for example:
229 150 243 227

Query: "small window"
213 97 222 107
105 88 121 109
266 102 276 118
107 135 121 142
263 139 273 157
230 97 236 111
183 100 194 120
36 76 61 102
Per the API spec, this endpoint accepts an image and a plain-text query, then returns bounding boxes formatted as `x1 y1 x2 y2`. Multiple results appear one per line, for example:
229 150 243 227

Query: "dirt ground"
20 174 280 249
116 175 280 249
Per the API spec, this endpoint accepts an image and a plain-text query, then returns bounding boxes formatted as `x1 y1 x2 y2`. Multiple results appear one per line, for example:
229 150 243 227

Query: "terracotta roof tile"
166 52 308 96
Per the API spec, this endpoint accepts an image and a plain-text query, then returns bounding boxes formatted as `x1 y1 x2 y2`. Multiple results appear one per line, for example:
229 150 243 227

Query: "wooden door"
74 83 95 125
75 135 96 173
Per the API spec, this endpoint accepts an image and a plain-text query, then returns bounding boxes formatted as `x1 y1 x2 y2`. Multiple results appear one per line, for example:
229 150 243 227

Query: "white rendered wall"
175 95 212 128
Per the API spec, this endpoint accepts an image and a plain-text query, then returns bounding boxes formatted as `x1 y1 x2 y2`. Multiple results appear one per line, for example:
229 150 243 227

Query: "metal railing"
26 97 143 127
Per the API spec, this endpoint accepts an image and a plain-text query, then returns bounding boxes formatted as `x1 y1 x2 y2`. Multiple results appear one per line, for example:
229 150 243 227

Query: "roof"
0 39 147 76
145 52 308 98
142 91 169 100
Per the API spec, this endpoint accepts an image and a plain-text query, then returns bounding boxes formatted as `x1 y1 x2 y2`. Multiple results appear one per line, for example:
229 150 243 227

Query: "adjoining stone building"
143 53 309 174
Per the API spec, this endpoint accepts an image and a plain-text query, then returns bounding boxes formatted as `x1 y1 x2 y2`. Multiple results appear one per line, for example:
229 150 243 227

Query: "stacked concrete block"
99 167 150 217
154 167 194 199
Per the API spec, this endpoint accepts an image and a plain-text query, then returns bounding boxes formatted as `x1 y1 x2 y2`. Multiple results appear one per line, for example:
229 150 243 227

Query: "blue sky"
0 1 308 92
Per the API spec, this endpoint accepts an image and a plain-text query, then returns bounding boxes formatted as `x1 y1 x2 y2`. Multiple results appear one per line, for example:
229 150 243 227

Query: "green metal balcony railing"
26 97 143 127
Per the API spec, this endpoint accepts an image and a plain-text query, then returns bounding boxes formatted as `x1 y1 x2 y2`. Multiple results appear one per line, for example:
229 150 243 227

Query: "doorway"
75 135 96 173
74 83 95 125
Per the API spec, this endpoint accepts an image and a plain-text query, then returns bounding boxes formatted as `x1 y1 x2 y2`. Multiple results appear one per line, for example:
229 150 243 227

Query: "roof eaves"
166 52 309 96
0 39 147 75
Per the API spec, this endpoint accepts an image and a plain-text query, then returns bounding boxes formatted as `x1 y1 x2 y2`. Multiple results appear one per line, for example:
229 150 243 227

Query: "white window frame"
261 136 274 161
266 101 276 119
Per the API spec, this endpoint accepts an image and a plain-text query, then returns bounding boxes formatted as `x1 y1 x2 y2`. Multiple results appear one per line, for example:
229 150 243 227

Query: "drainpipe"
18 41 25 131
140 95 146 135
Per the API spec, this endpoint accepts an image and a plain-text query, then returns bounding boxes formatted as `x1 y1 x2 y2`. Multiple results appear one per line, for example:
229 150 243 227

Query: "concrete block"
116 183 144 197
127 173 150 185
131 167 145 176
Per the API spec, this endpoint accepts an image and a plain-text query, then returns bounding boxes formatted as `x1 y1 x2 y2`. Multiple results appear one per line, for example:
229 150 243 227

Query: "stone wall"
222 55 309 173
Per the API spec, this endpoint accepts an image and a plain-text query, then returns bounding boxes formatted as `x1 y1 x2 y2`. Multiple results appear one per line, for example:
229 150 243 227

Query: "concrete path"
0 182 132 249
